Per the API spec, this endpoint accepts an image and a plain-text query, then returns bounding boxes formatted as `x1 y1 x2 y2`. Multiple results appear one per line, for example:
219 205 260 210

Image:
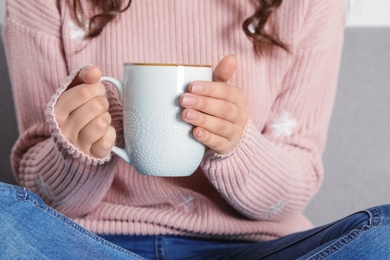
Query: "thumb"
69 65 102 88
213 54 237 83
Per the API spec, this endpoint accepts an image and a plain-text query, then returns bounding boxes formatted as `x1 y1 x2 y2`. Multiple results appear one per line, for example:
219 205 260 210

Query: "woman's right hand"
54 66 116 158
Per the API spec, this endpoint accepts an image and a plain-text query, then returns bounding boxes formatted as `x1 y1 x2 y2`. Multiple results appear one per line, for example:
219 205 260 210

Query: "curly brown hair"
73 0 288 53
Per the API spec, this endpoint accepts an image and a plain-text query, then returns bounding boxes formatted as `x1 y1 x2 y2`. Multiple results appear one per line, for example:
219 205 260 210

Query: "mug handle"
100 76 131 164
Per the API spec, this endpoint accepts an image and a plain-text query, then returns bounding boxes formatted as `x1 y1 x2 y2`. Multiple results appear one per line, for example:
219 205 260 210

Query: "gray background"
1 0 4 23
304 28 390 226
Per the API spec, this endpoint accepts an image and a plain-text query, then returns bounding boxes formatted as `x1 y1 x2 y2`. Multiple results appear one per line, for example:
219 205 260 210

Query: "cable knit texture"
3 0 344 241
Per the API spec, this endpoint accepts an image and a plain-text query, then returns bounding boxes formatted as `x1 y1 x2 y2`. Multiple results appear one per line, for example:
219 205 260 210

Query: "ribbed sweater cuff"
201 119 256 186
201 118 317 219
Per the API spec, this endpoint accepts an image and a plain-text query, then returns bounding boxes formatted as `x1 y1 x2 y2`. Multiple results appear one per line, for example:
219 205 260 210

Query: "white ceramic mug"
101 63 212 177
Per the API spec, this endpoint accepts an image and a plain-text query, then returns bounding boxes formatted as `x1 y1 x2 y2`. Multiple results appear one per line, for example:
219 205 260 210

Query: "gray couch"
1 27 389 227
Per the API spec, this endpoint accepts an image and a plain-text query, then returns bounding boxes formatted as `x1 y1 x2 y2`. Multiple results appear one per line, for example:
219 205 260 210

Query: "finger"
181 93 241 123
90 126 116 158
55 82 107 121
192 127 232 155
213 54 237 83
182 108 237 140
187 81 246 106
69 65 102 89
77 112 112 152
60 96 109 141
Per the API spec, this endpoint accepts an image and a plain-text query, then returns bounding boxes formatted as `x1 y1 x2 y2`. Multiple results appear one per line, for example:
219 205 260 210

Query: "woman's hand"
54 66 116 158
180 55 248 155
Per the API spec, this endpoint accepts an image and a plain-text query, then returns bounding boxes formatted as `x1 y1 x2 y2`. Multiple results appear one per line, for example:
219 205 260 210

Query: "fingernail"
181 95 197 106
80 65 98 78
190 84 204 94
86 65 98 71
196 129 204 138
186 110 197 120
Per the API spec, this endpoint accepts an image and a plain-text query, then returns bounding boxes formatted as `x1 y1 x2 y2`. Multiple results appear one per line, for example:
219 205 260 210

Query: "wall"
1 0 4 23
347 0 390 26
1 0 390 26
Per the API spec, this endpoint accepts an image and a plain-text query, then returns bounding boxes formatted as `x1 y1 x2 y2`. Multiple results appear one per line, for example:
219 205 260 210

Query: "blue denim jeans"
0 182 143 260
1 182 390 259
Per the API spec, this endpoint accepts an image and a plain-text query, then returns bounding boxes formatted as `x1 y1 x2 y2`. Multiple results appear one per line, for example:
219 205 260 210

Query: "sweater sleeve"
201 0 345 220
3 1 118 217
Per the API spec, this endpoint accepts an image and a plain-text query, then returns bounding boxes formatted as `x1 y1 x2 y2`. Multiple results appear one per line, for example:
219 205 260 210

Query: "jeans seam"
304 206 384 260
14 186 28 201
304 229 365 260
307 205 381 259
366 208 381 226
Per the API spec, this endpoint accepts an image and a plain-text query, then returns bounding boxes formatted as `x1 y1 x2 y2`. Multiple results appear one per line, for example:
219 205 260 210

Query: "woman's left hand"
180 54 248 155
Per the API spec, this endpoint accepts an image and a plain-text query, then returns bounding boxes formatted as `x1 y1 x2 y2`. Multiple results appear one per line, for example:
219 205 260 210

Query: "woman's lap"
238 205 390 259
0 182 143 259
101 206 390 259
1 182 390 259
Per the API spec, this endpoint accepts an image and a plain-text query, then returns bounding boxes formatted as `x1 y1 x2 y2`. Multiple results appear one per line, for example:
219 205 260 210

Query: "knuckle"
79 83 106 100
91 98 109 114
78 84 94 100
197 112 208 126
99 139 113 152
203 83 213 95
103 111 112 125
95 81 104 88
216 121 228 134
197 97 208 111
96 82 107 94
220 103 234 120
223 87 233 100
99 128 116 151
94 116 109 131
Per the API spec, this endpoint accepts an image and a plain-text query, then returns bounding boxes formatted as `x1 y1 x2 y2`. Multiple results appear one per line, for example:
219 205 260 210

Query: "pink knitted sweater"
3 0 344 241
